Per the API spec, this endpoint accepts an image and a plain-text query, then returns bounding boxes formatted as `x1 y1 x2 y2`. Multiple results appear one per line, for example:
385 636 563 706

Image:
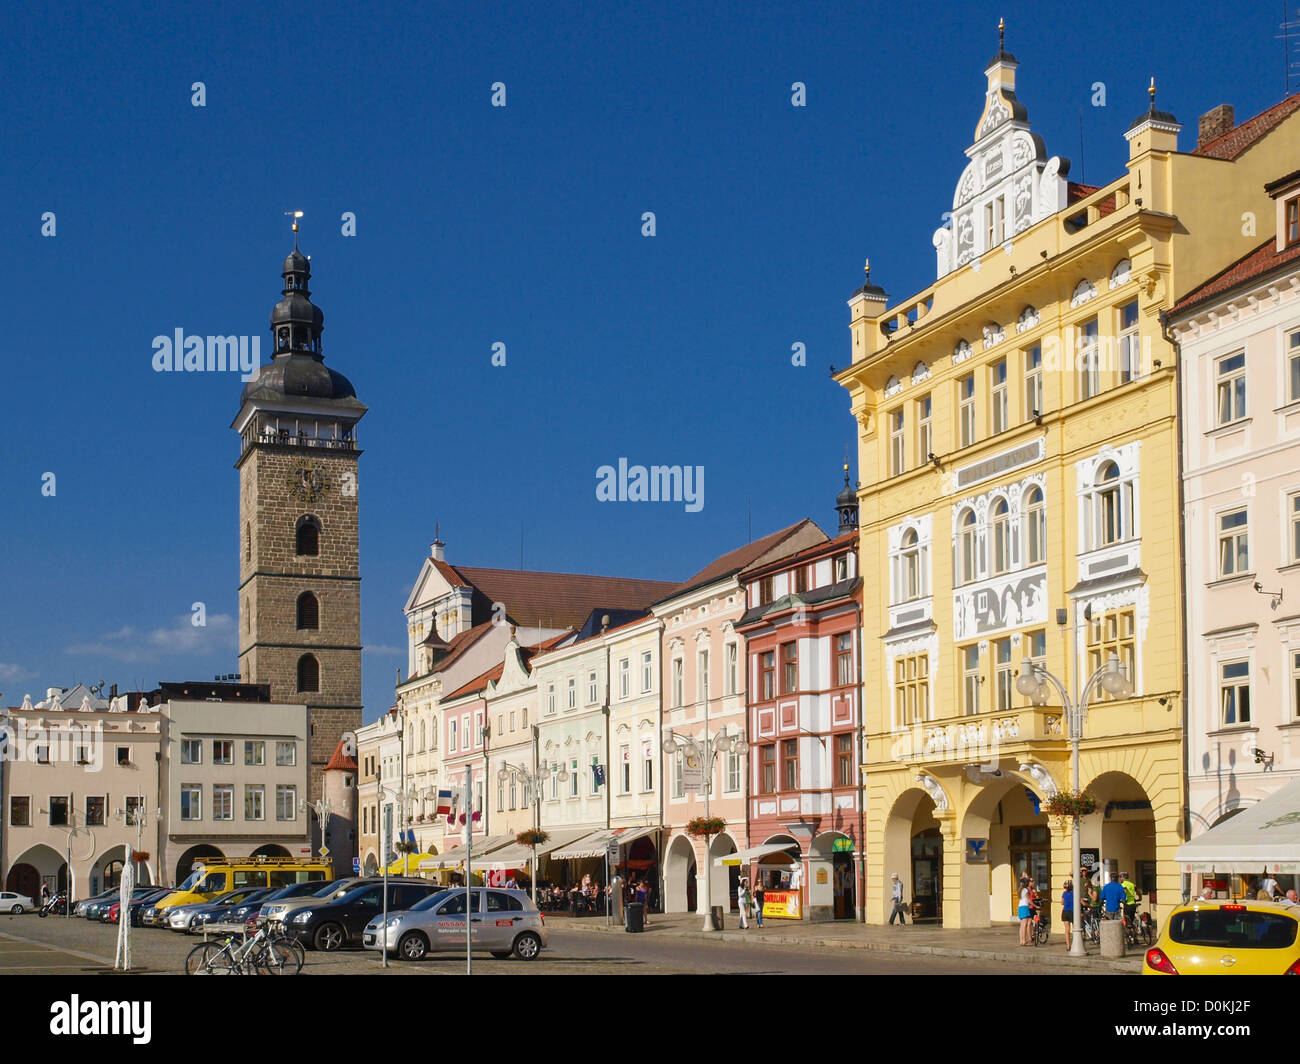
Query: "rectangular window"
276 785 297 821
837 632 853 687
213 784 234 821
726 748 741 793
794 566 808 594
1086 608 1137 698
180 785 201 821
509 774 518 810
49 796 68 826
10 796 30 827
893 653 930 727
449 719 458 752
1287 196 1299 246
1079 318 1100 400
917 394 933 465
672 659 684 708
567 678 576 710
1024 345 1043 421
1288 330 1300 404
1291 493 1300 564
994 638 1013 711
85 795 105 826
673 750 685 798
1217 509 1250 577
588 672 598 705
889 407 905 476
619 658 630 699
509 710 516 732
1219 660 1251 726
836 734 854 788
991 359 1008 434
759 744 776 794
759 576 775 605
181 739 201 764
591 758 601 796
547 684 556 715
1118 301 1140 383
125 796 142 826
725 643 737 696
116 746 131 767
497 775 504 812
245 785 265 821
760 651 775 699
570 758 579 797
641 652 653 693
961 645 981 716
620 745 631 794
959 374 976 447
1293 651 1300 721
244 740 265 766
782 739 798 792
1216 352 1246 425
213 740 233 765
697 649 710 702
275 741 296 767
782 642 798 694
643 747 654 792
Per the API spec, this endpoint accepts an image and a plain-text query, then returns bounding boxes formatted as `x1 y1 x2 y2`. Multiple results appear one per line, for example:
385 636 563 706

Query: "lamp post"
299 797 333 862
663 727 747 932
497 762 543 905
115 794 155 886
1016 651 1132 957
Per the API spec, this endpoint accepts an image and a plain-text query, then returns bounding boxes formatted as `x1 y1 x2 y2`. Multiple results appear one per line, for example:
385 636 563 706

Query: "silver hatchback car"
364 887 548 961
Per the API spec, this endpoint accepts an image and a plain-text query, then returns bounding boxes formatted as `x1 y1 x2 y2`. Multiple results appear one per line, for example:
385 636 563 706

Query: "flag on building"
435 788 454 817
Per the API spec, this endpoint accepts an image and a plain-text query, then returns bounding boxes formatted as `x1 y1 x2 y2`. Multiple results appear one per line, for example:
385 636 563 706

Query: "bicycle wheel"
255 936 304 975
185 941 240 975
1142 921 1156 948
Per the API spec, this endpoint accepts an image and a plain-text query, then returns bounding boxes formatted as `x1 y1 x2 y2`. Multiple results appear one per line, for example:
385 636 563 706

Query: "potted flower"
132 851 150 863
471 810 481 823
1044 789 1098 827
686 815 727 838
516 828 549 848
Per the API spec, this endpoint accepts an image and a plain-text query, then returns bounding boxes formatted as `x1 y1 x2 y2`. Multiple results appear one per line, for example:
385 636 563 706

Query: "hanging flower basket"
132 851 150 862
395 841 418 855
1044 790 1098 823
517 828 550 848
457 813 466 825
686 815 727 838
471 810 481 823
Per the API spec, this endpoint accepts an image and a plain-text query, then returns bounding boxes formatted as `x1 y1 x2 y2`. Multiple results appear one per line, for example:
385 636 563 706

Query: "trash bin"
710 905 725 930
625 902 645 933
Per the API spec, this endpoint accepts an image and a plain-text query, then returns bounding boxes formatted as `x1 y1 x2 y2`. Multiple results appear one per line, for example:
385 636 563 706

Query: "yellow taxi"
1143 898 1300 975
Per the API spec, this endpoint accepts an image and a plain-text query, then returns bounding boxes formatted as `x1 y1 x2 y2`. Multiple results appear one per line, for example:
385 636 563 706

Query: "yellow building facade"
836 41 1300 929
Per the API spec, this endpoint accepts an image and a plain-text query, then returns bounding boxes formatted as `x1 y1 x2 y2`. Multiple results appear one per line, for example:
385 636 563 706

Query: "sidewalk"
551 911 1140 972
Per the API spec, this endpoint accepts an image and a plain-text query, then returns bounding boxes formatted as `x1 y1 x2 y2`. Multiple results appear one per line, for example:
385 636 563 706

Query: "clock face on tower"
288 462 326 503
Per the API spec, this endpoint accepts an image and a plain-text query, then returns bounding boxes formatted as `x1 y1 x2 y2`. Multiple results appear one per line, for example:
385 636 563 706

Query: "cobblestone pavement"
0 911 1106 975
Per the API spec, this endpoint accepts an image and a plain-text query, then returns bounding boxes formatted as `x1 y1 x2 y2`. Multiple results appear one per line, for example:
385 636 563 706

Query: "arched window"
1024 487 1046 565
245 598 250 633
295 516 320 557
958 509 979 585
296 591 319 630
991 498 1012 574
901 529 922 601
245 522 251 562
1095 462 1124 546
297 654 320 693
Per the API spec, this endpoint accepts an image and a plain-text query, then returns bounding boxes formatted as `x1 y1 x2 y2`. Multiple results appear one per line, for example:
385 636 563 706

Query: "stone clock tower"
231 234 366 805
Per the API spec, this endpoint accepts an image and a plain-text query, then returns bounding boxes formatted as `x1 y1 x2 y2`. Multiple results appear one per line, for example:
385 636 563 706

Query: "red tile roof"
1193 93 1300 160
445 662 505 701
740 527 859 580
451 567 677 630
664 520 824 600
324 738 358 773
1172 238 1300 314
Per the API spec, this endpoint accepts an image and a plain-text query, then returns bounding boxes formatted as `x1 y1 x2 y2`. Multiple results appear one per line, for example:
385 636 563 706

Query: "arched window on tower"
245 522 251 562
297 654 320 693
297 592 319 631
296 516 320 556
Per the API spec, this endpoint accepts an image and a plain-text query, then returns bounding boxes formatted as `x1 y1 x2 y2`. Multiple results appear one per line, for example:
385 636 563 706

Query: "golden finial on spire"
998 17 1005 51
864 258 871 282
284 210 304 248
1148 77 1156 103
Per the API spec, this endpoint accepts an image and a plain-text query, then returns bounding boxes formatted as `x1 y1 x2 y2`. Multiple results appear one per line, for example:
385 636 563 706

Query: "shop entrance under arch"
1079 771 1157 903
884 788 943 924
7 845 66 898
664 834 696 913
810 831 857 921
960 776 1052 927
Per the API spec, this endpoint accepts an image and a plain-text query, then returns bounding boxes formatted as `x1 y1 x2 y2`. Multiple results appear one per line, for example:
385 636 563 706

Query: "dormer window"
1287 196 1299 247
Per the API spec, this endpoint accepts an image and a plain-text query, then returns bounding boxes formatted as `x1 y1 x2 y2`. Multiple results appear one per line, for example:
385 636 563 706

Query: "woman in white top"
737 877 750 929
1017 876 1033 946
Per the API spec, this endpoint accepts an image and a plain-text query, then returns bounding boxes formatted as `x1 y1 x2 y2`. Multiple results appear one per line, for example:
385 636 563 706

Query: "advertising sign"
682 749 704 794
762 889 802 920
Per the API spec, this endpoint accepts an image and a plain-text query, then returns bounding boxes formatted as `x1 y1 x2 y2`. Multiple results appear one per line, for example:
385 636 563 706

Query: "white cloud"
364 643 405 657
67 614 236 663
0 663 35 682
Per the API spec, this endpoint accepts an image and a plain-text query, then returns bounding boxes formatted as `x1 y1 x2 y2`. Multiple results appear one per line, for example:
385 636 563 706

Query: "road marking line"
0 928 115 967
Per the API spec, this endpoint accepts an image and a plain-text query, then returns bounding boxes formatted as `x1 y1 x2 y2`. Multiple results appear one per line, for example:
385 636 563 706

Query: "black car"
189 887 278 932
284 880 442 951
127 889 173 927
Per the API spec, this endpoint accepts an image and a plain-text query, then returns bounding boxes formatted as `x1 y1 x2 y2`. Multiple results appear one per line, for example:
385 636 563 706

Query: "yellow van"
154 856 333 914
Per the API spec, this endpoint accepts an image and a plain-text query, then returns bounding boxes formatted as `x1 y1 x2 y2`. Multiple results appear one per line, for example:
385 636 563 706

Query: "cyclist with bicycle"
1099 870 1125 921
1120 871 1139 926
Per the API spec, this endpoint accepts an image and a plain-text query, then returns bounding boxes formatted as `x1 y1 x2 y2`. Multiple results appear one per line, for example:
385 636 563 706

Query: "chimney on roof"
1197 104 1234 149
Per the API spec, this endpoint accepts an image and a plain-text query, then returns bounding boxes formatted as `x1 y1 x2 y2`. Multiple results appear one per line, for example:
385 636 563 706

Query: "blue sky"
0 1 1293 722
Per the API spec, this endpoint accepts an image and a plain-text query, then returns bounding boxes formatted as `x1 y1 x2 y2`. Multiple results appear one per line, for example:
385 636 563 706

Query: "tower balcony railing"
242 428 358 456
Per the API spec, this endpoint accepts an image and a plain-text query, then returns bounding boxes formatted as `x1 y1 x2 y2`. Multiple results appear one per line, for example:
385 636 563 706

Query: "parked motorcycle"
38 892 69 917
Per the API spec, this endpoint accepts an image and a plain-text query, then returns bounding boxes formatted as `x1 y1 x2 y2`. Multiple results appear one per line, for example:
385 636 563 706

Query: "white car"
1 891 35 914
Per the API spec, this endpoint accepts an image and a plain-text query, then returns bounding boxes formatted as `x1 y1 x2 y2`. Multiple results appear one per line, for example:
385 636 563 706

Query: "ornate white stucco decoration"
952 339 974 365
911 361 931 385
1018 761 1059 797
914 773 951 811
1109 259 1132 289
884 374 904 399
1071 279 1097 307
981 323 1006 349
1016 305 1040 332
932 52 1069 279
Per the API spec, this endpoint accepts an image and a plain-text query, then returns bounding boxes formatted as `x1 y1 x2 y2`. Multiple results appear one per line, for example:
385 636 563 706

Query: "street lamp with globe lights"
1016 651 1132 956
497 762 544 904
662 728 748 932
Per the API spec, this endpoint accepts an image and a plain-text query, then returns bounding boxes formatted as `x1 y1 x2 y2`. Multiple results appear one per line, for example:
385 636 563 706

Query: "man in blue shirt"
1099 871 1126 919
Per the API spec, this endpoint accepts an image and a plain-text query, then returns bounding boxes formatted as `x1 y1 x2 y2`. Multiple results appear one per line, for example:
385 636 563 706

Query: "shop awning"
385 853 435 876
715 843 801 867
1176 778 1300 874
548 825 660 860
478 828 595 871
418 835 514 871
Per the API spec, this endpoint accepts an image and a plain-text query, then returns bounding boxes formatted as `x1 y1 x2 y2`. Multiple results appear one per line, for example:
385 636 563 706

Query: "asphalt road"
0 911 1094 975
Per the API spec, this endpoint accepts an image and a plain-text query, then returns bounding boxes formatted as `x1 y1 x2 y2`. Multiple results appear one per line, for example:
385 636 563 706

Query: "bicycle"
1079 905 1101 945
185 920 303 975
1030 905 1051 946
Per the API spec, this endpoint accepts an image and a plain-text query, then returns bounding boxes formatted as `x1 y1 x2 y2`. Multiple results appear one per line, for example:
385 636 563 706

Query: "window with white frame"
245 785 264 821
697 649 709 702
570 759 579 797
1118 301 1140 382
1086 460 1134 549
1079 318 1100 400
618 658 630 699
994 638 1013 711
1024 345 1043 421
991 498 1012 574
449 718 457 752
991 359 1008 434
1219 660 1251 726
1292 650 1300 721
1290 492 1300 564
961 645 981 716
672 658 683 708
837 632 853 687
588 672 598 705
1217 509 1249 578
725 643 737 695
547 684 556 715
181 739 201 764
213 784 234 821
889 407 905 476
213 740 233 765
567 677 576 710
1289 330 1300 403
244 740 264 766
620 745 631 794
590 757 600 796
958 508 980 584
959 374 976 447
672 749 684 798
917 394 933 465
641 651 653 693
899 528 924 601
1216 352 1246 425
1024 486 1046 565
276 785 297 821
726 748 741 793
180 785 201 821
643 746 654 791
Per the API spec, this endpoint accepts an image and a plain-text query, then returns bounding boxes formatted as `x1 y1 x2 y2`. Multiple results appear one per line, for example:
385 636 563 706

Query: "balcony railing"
242 429 358 457
878 704 1066 768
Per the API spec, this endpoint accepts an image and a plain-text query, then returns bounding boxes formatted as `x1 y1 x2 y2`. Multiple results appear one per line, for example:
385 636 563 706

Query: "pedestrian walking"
1060 878 1074 950
753 880 765 927
1017 875 1033 945
738 877 750 929
889 872 907 925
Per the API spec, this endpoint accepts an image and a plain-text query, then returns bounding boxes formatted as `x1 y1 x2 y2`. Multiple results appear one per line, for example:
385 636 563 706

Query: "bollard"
1100 917 1126 958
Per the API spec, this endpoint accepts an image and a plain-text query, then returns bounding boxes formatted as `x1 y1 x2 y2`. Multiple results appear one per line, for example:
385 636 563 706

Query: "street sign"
318 845 330 859
606 841 620 865
353 857 361 874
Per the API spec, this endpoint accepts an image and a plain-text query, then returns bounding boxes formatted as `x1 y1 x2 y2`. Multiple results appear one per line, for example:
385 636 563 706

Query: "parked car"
99 886 160 923
285 880 443 951
1 891 35 914
126 889 173 927
187 888 277 933
167 888 268 933
218 884 312 927
77 890 120 920
1144 898 1300 975
364 887 548 961
260 876 371 929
